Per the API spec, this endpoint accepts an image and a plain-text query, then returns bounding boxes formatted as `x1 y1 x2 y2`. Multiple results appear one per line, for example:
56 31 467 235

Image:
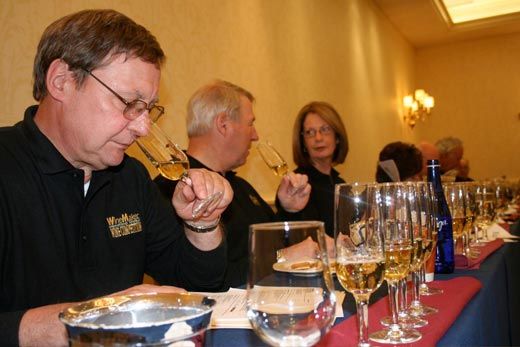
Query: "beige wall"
0 0 415 201
415 33 520 180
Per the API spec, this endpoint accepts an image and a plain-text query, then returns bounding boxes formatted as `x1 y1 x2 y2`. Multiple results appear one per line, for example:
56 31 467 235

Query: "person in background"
0 10 233 345
435 136 464 176
418 141 440 178
375 141 423 183
154 80 311 290
457 158 474 181
287 101 349 237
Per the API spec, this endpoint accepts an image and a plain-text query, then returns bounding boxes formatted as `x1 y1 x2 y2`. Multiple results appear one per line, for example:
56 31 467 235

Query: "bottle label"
435 216 455 273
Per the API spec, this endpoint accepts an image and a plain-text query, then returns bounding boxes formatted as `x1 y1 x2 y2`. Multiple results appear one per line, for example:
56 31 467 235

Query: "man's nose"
128 113 151 138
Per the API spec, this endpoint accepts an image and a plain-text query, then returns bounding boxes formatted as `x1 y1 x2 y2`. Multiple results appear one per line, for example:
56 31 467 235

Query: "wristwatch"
183 217 221 233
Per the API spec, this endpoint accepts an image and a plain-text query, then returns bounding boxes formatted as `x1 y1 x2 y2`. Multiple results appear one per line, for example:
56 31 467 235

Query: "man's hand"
172 169 233 250
172 169 233 223
277 172 311 212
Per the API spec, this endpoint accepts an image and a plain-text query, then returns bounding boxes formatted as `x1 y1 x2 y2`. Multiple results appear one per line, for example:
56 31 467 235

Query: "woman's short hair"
292 101 348 167
33 9 165 101
187 80 254 137
375 141 423 182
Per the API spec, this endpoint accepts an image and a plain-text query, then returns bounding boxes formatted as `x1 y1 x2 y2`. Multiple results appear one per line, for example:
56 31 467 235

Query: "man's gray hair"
186 80 254 137
435 136 463 154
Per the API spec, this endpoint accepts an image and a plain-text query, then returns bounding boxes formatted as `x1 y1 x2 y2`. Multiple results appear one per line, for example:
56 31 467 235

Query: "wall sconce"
403 89 434 129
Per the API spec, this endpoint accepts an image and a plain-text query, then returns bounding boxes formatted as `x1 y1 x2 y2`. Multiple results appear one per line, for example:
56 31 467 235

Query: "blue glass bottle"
427 159 455 274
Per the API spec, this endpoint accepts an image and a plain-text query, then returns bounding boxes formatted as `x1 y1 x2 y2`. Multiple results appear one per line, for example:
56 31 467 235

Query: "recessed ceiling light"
441 0 520 24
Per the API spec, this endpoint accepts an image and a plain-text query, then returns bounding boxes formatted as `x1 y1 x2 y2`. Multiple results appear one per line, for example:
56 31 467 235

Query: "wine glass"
444 183 466 255
246 221 336 347
419 182 443 296
256 141 288 177
406 182 438 316
136 123 222 218
334 183 385 347
369 183 422 344
380 183 429 328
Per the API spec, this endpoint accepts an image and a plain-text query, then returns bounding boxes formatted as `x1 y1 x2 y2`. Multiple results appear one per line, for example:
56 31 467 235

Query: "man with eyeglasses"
0 10 232 345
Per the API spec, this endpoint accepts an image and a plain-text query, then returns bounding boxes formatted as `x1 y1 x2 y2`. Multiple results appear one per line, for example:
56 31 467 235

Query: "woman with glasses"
276 101 348 237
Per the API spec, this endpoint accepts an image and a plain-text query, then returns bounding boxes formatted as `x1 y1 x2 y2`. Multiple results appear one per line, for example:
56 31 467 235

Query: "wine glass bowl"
246 221 336 347
256 141 289 177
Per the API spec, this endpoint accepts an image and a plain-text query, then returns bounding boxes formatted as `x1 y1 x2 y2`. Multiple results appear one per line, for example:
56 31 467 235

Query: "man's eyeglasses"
84 69 164 123
302 125 334 138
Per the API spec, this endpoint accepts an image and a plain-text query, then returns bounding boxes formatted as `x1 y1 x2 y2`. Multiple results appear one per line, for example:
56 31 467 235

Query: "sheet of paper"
487 223 519 240
193 287 346 329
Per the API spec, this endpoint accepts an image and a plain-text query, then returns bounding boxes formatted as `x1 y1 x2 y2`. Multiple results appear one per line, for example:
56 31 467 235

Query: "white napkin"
379 160 400 182
486 223 519 240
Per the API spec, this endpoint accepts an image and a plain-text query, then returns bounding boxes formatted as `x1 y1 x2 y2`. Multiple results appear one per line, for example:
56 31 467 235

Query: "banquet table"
204 221 520 347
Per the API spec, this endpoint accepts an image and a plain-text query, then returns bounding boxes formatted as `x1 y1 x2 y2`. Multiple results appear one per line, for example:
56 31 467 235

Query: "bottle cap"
427 159 440 167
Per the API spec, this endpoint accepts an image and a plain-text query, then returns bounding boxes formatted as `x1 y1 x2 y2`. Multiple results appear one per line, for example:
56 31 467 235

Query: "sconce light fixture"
403 89 434 129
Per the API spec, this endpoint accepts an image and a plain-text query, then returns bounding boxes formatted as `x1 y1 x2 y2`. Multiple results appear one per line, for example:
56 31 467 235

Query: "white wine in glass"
335 183 385 347
136 123 222 218
256 141 288 177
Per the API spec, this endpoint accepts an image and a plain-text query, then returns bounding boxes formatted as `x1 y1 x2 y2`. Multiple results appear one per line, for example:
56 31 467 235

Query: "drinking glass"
380 183 429 328
474 181 496 242
334 183 385 347
406 182 438 316
257 141 289 177
444 183 466 255
369 183 422 344
136 123 222 218
246 221 336 347
419 183 443 296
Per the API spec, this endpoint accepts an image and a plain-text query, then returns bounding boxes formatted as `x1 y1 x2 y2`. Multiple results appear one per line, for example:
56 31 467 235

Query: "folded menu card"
194 287 346 329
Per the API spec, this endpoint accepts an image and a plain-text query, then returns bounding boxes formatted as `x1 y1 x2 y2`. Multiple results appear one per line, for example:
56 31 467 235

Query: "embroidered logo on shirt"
249 194 261 206
106 213 142 238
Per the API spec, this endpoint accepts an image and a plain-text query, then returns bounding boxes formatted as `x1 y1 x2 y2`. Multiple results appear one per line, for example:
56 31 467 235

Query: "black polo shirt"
155 155 296 290
0 106 226 345
293 165 345 236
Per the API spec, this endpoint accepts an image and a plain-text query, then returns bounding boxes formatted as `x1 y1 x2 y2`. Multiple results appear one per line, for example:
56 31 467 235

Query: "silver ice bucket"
59 292 215 346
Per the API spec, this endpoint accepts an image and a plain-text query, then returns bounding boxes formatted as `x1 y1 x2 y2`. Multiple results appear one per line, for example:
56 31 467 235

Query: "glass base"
419 284 443 296
369 327 422 344
380 314 428 328
408 303 438 317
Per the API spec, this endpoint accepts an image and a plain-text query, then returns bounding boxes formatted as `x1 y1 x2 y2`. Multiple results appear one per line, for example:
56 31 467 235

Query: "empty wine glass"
246 221 336 347
136 123 222 219
335 183 385 347
257 141 288 177
369 183 422 344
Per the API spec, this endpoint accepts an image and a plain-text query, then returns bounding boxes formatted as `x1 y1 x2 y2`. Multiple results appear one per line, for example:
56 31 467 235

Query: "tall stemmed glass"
334 183 385 347
380 183 429 328
257 141 289 177
246 221 336 347
474 182 496 243
407 182 438 316
136 123 222 218
370 183 421 344
444 183 466 255
419 183 443 296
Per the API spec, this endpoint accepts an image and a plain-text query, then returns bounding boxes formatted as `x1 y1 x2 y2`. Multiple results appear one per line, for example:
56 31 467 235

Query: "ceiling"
374 0 520 48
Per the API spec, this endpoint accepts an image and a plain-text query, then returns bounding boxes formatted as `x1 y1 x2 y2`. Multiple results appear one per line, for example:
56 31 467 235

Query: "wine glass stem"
411 270 420 306
398 279 407 313
388 282 400 326
355 298 371 347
